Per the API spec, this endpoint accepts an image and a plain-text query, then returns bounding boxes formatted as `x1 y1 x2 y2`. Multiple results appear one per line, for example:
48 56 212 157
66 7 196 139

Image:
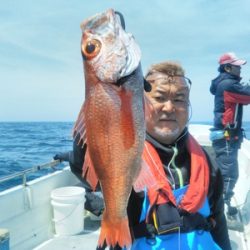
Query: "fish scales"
76 9 146 248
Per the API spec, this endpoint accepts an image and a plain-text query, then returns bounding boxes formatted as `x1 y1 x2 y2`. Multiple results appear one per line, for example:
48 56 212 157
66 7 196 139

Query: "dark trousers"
212 138 241 202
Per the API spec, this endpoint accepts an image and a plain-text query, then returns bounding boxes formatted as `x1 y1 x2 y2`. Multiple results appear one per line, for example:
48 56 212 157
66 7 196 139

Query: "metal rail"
0 160 61 186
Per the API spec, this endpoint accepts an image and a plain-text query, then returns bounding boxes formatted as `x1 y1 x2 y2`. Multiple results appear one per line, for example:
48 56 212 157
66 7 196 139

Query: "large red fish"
74 9 146 249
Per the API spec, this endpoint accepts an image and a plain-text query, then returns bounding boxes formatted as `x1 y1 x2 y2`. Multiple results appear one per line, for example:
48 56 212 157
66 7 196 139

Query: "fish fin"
82 148 99 191
133 158 158 193
74 101 98 189
98 212 132 249
73 101 86 144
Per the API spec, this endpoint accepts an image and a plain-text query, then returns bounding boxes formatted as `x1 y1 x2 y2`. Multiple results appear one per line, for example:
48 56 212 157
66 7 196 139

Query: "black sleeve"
68 133 93 191
229 81 250 96
203 146 232 250
219 78 250 96
68 134 84 177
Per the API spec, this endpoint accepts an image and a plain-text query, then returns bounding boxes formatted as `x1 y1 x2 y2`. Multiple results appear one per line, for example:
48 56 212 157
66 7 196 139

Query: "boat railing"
0 160 61 187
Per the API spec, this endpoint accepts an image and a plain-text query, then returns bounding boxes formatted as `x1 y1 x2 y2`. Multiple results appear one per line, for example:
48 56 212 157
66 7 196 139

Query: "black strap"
116 68 151 92
180 213 213 232
114 11 126 30
132 222 156 239
132 213 213 239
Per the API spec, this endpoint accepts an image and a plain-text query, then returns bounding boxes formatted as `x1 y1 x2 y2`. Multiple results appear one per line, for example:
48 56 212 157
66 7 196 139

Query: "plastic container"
51 186 85 236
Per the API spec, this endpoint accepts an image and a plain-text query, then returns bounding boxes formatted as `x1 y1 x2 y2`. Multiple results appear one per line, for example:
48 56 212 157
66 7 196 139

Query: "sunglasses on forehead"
146 75 192 89
184 77 192 87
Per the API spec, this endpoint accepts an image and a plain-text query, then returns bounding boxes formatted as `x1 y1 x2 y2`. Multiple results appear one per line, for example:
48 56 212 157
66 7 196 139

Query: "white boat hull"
0 167 79 250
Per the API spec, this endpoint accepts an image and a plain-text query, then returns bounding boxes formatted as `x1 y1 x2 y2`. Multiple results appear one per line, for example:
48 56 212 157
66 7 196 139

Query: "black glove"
53 152 70 162
85 191 104 216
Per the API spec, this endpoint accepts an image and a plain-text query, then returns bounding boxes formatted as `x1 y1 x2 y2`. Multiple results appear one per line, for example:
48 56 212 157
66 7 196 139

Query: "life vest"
128 134 221 250
143 134 210 213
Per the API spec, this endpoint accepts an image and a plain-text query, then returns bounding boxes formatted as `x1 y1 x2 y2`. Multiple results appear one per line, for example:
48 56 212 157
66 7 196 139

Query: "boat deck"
34 212 250 250
34 216 101 250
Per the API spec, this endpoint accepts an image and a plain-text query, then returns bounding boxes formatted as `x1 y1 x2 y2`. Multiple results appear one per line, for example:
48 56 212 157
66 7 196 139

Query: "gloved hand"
85 191 104 216
53 152 70 162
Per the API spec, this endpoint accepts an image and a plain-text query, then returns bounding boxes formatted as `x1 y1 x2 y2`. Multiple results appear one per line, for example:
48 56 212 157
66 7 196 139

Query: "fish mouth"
80 9 141 83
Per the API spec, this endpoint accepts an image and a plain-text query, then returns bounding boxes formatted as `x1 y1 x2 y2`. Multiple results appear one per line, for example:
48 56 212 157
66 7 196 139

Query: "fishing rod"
0 159 61 186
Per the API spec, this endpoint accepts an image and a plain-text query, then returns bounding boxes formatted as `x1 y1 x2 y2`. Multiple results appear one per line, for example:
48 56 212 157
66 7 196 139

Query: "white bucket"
51 186 85 236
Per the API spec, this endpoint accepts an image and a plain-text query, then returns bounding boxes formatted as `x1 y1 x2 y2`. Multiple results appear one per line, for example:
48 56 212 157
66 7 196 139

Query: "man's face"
230 65 241 77
145 75 190 145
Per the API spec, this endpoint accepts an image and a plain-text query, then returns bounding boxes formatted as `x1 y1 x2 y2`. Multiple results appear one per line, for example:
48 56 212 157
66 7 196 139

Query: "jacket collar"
146 128 188 160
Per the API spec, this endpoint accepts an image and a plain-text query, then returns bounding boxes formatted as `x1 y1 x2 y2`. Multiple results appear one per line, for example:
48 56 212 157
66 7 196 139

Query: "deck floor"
34 217 101 250
34 214 249 250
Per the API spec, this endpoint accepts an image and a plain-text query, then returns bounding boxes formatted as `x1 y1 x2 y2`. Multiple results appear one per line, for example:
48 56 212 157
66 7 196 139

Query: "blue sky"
1 0 250 122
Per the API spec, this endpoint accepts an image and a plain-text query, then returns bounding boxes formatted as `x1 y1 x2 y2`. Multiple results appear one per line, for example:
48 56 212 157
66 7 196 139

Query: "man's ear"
224 65 231 73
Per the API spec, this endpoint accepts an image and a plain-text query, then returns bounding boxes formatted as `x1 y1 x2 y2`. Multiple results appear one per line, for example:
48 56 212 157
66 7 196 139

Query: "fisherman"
56 61 231 250
125 61 231 250
54 138 105 218
210 52 250 221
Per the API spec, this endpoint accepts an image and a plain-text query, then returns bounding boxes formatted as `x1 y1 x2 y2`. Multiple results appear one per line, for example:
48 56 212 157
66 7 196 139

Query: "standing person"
210 52 250 217
125 61 231 250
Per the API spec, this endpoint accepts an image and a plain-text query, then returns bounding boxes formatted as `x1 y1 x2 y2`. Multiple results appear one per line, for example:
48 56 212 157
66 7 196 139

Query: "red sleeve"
222 91 250 126
224 91 250 105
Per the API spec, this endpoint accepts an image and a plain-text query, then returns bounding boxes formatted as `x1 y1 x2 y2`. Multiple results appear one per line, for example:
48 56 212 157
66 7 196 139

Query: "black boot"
225 199 238 216
227 205 238 216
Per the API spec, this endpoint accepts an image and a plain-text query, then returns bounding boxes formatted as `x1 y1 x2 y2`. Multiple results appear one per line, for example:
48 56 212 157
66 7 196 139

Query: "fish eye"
82 39 101 59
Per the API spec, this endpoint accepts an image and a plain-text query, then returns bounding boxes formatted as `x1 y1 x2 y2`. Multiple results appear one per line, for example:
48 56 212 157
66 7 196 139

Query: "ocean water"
0 121 249 191
0 122 74 191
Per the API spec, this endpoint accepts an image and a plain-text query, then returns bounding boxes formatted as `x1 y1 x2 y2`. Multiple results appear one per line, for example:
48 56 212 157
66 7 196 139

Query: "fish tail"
98 211 132 249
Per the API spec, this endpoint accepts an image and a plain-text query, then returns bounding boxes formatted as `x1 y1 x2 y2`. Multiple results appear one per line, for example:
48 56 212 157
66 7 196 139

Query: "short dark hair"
145 61 185 79
218 64 230 73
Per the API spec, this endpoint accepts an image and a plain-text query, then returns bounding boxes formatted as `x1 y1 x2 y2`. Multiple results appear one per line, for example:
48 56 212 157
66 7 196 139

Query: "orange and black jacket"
210 72 250 132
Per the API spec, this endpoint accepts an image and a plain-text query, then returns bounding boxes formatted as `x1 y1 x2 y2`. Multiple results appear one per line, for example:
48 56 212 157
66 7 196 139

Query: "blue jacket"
210 72 250 131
